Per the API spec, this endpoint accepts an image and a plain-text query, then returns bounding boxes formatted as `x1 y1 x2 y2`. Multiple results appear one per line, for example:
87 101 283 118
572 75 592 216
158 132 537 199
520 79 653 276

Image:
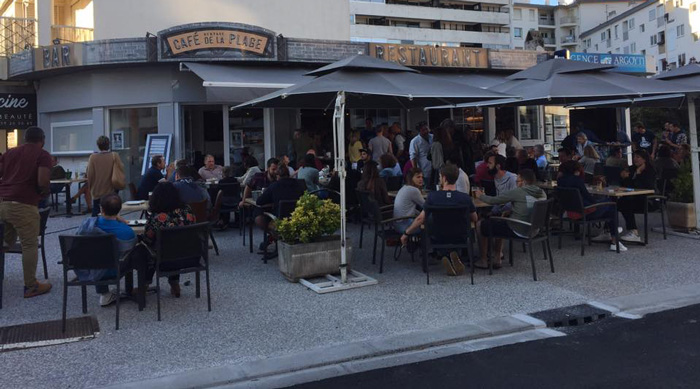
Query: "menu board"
141 134 172 175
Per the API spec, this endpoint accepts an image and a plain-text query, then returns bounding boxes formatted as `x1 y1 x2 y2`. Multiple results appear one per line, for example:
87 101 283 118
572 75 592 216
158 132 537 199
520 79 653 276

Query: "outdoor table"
387 190 491 208
49 178 87 217
240 198 273 253
537 181 656 245
121 201 149 215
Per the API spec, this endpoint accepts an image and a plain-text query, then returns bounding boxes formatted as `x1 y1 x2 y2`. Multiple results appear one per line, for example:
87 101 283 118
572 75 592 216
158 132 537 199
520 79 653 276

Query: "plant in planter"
275 193 351 282
667 161 697 231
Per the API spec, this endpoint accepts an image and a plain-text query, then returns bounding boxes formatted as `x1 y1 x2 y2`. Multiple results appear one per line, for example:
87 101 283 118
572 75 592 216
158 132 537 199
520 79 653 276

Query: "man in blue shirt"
400 164 478 276
136 155 165 200
174 166 211 207
76 194 136 306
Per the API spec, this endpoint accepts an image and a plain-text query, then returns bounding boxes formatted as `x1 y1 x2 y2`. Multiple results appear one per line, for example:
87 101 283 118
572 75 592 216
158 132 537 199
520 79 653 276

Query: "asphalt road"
293 304 700 389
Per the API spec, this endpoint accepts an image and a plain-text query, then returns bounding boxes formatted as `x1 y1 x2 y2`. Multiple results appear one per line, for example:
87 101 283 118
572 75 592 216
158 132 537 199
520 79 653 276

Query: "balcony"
542 37 555 45
0 17 37 57
559 16 578 26
560 35 577 45
51 25 93 43
538 19 555 26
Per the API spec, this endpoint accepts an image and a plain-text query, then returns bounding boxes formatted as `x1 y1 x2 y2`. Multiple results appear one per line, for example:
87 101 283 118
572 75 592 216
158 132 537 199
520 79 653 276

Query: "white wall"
92 0 350 41
351 24 510 46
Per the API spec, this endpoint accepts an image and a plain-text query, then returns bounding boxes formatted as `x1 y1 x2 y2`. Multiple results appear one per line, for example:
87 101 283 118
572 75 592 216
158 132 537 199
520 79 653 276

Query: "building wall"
92 0 350 41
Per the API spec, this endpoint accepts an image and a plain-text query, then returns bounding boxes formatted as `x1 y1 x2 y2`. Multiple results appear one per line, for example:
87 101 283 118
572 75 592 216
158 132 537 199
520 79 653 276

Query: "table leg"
65 183 73 217
249 214 254 253
644 195 649 245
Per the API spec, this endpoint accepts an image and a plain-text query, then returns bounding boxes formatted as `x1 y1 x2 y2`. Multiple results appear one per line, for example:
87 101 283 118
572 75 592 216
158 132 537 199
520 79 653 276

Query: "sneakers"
441 256 457 276
24 281 52 298
99 291 118 306
591 232 612 243
620 230 642 243
610 242 628 252
449 252 466 275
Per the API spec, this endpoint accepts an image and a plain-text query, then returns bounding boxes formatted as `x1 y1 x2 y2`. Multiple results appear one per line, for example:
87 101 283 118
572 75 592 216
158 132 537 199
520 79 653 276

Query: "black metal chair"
262 199 299 264
555 187 620 256
361 194 415 274
357 190 392 253
58 234 128 331
487 199 555 281
309 188 341 204
189 199 219 256
647 168 677 240
6 207 50 280
422 204 476 285
384 175 403 192
154 222 211 321
217 182 242 229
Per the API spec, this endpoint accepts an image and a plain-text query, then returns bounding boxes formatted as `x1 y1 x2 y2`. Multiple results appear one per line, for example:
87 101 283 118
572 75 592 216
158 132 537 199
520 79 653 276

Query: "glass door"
109 107 158 192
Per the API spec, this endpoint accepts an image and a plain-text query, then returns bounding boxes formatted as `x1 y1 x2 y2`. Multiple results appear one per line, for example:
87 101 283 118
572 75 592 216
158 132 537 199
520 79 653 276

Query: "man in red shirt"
0 127 52 298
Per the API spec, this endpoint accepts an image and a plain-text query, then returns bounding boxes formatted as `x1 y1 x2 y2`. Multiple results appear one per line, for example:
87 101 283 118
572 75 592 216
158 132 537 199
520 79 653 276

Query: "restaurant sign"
159 22 276 61
569 52 647 73
34 43 84 71
0 93 37 129
369 43 488 69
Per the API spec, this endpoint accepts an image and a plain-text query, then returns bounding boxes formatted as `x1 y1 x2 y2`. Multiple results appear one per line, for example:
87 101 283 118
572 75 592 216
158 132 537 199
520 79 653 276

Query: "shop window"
109 107 158 187
229 109 264 166
517 106 540 141
51 120 94 154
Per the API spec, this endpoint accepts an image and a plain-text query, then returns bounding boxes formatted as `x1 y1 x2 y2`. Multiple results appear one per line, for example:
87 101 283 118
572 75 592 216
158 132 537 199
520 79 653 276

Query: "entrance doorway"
109 107 158 189
183 105 225 168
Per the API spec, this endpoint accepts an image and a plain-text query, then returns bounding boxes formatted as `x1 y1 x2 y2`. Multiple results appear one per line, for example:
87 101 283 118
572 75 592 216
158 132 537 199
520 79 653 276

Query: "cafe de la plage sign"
370 43 488 68
159 22 276 60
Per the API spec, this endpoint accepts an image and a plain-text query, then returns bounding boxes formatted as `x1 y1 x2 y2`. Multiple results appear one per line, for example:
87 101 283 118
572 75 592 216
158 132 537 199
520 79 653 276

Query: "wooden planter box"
667 201 697 231
278 236 352 282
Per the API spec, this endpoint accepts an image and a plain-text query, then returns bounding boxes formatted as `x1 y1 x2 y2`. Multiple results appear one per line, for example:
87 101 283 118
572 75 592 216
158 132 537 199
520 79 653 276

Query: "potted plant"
275 193 351 282
667 162 697 231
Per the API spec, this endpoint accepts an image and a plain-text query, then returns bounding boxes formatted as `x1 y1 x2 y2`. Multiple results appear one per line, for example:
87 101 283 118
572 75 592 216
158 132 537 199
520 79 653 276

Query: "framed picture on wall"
519 123 531 139
112 130 124 150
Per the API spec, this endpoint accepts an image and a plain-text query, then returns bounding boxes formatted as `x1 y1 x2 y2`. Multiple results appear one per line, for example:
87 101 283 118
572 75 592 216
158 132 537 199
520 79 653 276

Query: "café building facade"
1 21 646 189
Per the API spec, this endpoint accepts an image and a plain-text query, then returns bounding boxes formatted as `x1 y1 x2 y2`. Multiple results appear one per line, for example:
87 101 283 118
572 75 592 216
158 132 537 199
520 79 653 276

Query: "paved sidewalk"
1 211 699 388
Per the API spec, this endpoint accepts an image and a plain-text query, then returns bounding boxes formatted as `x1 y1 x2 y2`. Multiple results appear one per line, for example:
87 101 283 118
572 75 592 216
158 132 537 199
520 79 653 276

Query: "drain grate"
530 304 611 328
0 316 99 352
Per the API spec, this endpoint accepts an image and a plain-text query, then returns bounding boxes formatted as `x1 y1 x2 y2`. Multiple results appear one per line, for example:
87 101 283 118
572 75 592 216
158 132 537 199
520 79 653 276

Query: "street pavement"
2 205 700 388
295 304 700 389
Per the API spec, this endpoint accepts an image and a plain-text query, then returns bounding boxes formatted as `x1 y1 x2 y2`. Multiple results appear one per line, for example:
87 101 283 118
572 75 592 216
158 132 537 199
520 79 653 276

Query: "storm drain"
530 304 611 328
0 316 99 352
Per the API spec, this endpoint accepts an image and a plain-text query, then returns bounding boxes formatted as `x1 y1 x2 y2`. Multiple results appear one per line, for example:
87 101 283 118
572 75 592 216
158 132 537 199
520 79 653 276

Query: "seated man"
173 166 211 206
605 147 628 169
255 164 305 256
136 155 165 200
198 154 224 180
475 169 547 269
75 193 136 306
400 164 478 276
516 149 538 173
239 157 279 208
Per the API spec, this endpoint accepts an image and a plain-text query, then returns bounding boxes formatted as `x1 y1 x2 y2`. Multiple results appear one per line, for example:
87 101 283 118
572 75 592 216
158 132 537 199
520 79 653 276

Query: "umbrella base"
299 270 378 294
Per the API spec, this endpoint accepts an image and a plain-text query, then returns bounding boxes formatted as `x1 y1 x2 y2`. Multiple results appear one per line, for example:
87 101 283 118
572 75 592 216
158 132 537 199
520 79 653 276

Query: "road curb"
590 282 700 317
106 314 544 389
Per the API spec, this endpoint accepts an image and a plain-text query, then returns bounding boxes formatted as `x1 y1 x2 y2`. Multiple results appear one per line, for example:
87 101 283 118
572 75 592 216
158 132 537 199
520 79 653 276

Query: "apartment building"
580 0 700 72
349 0 512 48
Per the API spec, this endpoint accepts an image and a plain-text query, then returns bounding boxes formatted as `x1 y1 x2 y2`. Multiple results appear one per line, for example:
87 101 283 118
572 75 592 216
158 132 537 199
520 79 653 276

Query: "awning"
423 72 507 89
182 62 310 103
564 93 687 109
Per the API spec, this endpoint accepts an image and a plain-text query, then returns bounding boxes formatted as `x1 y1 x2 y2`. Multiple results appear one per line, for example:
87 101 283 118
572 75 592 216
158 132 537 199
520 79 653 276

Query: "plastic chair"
58 234 127 331
422 204 476 285
6 207 50 280
487 199 555 281
154 222 211 321
555 188 620 256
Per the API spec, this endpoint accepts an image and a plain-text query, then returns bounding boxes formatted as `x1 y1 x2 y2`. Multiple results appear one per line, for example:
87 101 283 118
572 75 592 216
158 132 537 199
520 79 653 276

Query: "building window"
629 18 635 29
623 46 629 54
679 53 687 66
518 106 541 141
51 120 94 154
514 8 522 20
631 42 636 52
641 49 646 55
110 107 158 188
640 23 645 32
529 9 535 21
677 24 685 37
649 9 656 22
614 25 619 39
595 44 599 51
514 27 522 38
650 34 658 45
692 2 697 12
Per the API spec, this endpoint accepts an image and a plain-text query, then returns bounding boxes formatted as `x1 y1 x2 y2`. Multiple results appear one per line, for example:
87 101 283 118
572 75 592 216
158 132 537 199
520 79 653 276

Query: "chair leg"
558 216 563 250
487 237 493 276
587 223 593 246
372 231 378 265
62 279 68 333
359 222 364 249
467 244 475 285
528 241 537 281
210 232 219 256
522 242 526 253
40 240 48 279
379 235 385 274
196 272 201 298
580 223 586 256
156 272 162 321
509 240 514 267
661 204 667 240
81 286 87 314
644 201 649 245
546 238 555 273
115 280 121 331
541 241 548 263
422 238 429 285
205 266 212 312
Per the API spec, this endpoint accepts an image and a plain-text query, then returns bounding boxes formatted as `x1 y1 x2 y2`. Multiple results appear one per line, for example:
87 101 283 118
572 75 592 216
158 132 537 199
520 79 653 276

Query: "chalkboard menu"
141 134 172 175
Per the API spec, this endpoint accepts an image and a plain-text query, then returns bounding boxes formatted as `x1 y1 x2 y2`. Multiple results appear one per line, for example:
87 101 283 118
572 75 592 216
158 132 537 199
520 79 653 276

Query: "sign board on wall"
569 52 647 73
369 43 488 68
141 134 172 176
0 93 37 129
158 22 276 61
34 44 84 71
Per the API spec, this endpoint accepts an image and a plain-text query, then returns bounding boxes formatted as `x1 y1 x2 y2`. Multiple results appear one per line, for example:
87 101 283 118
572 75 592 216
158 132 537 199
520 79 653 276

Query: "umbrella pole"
334 91 348 283
687 94 700 228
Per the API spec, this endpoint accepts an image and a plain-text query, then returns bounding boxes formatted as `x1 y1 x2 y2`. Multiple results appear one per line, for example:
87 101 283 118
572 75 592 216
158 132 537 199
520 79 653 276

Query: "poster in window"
519 123 531 139
553 114 567 127
111 130 124 150
545 123 553 135
141 134 172 176
554 126 568 141
230 130 244 148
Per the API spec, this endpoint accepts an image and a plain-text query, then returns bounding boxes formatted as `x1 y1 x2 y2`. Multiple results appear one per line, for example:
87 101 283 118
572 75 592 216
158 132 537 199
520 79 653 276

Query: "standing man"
664 121 689 153
368 125 393 163
409 121 433 187
198 154 223 180
0 126 52 298
361 118 375 145
136 155 165 200
87 136 125 216
631 122 657 159
389 122 407 166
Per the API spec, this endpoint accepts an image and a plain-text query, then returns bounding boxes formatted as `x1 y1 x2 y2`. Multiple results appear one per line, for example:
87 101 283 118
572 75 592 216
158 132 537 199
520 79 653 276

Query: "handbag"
111 152 126 190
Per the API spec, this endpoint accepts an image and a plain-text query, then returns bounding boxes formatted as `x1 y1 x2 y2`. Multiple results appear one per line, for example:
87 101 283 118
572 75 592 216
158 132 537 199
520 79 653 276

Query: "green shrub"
276 192 341 244
670 161 694 203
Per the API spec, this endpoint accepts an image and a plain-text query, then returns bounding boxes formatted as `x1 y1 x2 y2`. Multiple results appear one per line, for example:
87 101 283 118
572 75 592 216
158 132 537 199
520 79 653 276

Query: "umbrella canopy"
654 63 700 83
430 58 697 109
232 54 508 110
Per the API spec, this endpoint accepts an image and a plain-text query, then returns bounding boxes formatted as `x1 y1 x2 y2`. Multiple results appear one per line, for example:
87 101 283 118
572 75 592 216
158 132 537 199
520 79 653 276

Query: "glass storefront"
109 107 158 188
229 108 264 167
517 106 541 142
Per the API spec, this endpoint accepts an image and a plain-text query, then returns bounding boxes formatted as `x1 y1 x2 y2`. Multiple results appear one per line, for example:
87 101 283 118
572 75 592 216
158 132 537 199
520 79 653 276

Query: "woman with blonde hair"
578 144 600 175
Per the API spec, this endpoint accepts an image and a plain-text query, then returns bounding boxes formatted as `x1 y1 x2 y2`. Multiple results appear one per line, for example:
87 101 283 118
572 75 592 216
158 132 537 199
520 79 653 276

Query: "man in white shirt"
409 122 433 187
368 125 392 162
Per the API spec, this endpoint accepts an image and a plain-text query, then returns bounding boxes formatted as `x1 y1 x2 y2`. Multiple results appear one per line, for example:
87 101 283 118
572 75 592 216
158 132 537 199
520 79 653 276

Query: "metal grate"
530 304 610 328
0 316 99 352
0 16 37 57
